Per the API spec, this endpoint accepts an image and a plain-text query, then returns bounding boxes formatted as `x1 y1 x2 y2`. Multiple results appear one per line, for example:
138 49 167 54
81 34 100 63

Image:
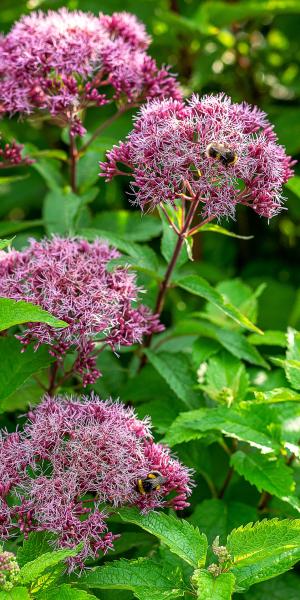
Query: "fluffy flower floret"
0 394 192 569
100 94 295 219
0 9 181 136
0 237 162 385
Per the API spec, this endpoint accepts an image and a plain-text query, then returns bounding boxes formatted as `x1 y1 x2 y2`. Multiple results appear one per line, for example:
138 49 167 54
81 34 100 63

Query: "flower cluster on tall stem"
0 394 192 570
0 237 163 387
0 9 182 190
100 93 295 361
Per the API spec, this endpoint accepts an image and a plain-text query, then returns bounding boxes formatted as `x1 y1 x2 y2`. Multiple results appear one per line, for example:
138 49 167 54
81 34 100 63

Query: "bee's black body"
136 471 167 495
205 142 238 167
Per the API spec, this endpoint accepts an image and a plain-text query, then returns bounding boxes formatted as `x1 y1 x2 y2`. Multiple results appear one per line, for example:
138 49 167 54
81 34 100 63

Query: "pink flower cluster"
0 9 181 136
0 394 192 569
100 94 295 219
0 140 33 168
0 237 162 385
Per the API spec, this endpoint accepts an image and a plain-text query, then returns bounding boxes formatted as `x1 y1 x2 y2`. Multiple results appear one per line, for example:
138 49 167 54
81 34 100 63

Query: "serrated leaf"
118 507 207 568
0 298 68 332
176 275 262 334
227 518 300 591
214 329 268 368
200 222 253 240
37 584 98 600
79 558 184 598
231 450 300 511
0 338 53 404
0 587 30 600
19 546 81 584
17 532 53 567
165 405 279 452
144 350 198 408
286 328 300 390
193 570 235 599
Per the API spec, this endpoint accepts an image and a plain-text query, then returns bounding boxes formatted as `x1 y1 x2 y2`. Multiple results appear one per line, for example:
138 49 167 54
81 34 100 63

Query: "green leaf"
203 351 249 405
189 499 257 548
0 338 53 404
81 228 160 277
43 189 82 235
79 558 184 598
214 329 268 368
196 1 300 30
165 405 279 452
253 387 300 404
118 507 207 568
0 298 68 332
144 350 198 408
0 220 43 237
92 210 162 242
0 174 29 185
161 219 188 268
231 450 300 511
243 572 300 600
205 279 264 326
176 275 262 334
37 584 98 600
17 532 53 567
248 330 287 347
0 588 30 600
200 223 253 240
227 518 300 591
0 238 14 250
19 546 82 584
193 570 235 599
32 158 64 191
286 328 300 389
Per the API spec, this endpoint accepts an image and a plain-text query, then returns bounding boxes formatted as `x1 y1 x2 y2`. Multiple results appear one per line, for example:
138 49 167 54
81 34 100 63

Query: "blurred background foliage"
1 0 300 333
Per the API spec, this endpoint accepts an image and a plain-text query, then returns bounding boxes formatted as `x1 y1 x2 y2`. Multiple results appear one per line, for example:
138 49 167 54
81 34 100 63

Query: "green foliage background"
1 1 300 599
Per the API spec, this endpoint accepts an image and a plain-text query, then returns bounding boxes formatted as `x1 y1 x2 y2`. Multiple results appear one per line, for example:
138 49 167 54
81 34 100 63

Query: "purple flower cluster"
0 394 192 569
0 140 33 168
0 9 181 137
0 237 162 385
100 94 295 219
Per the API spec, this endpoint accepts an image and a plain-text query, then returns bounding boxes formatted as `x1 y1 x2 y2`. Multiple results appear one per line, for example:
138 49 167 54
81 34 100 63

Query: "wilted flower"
0 547 20 591
0 394 192 569
0 9 181 136
100 94 295 219
0 237 162 385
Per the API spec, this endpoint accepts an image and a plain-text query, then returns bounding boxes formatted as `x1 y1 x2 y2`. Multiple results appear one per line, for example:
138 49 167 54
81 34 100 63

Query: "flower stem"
80 105 134 153
47 362 59 395
69 133 78 193
138 194 202 368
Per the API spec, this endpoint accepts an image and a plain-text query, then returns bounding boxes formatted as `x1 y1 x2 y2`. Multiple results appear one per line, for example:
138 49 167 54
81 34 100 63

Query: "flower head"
0 237 162 385
0 9 181 136
0 139 33 168
100 94 295 219
0 394 192 569
0 547 20 591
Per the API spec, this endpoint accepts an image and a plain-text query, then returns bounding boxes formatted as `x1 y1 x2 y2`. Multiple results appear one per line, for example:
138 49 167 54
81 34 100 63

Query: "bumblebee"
205 142 238 167
136 471 167 495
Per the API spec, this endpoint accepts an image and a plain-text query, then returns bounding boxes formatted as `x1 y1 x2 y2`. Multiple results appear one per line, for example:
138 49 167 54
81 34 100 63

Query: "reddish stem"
69 133 78 193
